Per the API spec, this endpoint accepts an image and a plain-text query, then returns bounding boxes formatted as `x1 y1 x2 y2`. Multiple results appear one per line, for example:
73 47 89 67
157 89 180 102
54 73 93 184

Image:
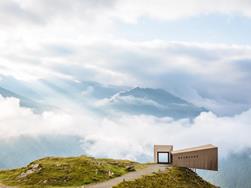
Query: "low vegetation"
114 167 217 188
0 156 145 187
0 156 216 188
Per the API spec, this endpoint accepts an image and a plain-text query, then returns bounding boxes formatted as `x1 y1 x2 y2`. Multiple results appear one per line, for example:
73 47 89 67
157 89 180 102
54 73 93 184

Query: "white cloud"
95 93 166 110
1 95 251 162
0 0 115 26
0 38 251 114
0 0 248 84
110 0 251 23
2 0 251 25
84 110 251 160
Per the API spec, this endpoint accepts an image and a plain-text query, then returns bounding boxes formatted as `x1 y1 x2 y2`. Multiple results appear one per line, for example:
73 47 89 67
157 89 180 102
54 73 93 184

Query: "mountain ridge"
0 78 207 119
100 86 207 119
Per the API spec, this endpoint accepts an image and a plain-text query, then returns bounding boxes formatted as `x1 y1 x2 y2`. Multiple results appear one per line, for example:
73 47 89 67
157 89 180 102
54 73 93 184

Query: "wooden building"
154 145 173 164
172 144 218 171
154 144 218 171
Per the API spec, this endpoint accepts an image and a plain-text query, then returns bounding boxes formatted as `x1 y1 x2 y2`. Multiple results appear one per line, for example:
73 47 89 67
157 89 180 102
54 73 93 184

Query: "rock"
18 169 34 178
17 163 42 179
125 165 135 172
43 180 48 184
108 170 114 177
31 163 40 169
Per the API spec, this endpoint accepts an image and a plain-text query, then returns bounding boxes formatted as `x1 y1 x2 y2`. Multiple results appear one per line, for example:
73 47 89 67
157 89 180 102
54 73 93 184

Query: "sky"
0 0 251 114
0 0 251 165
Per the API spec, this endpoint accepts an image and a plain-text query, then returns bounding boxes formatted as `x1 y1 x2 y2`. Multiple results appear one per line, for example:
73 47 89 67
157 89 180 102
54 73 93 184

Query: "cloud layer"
1 95 251 163
1 0 251 25
1 1 251 115
2 39 251 115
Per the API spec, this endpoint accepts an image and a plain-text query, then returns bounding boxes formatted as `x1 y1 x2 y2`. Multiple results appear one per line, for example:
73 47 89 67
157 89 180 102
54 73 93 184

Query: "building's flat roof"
154 145 173 147
172 144 217 154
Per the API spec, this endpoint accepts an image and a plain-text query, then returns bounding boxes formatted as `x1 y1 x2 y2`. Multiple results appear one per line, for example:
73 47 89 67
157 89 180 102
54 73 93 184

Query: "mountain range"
0 77 206 119
99 87 206 119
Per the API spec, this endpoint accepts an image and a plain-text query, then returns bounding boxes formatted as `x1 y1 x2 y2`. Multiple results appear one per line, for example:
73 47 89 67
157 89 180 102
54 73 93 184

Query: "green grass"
0 156 145 187
113 167 217 188
0 157 217 188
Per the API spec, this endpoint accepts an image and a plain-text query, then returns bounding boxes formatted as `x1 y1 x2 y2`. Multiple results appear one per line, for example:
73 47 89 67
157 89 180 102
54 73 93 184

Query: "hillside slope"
114 167 216 188
0 156 216 188
0 156 144 187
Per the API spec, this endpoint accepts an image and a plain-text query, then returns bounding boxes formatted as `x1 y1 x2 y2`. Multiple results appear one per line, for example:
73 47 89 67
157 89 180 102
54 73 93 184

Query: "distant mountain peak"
100 86 207 119
120 87 190 105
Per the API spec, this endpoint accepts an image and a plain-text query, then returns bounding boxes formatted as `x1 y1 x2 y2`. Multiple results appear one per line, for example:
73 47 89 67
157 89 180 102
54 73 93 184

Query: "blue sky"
115 14 251 44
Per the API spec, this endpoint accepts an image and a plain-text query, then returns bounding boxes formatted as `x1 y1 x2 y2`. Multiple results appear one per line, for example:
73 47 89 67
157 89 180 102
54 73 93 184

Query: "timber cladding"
172 146 218 171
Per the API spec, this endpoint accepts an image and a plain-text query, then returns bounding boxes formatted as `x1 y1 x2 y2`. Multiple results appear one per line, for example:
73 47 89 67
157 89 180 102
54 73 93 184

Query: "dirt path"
84 164 169 188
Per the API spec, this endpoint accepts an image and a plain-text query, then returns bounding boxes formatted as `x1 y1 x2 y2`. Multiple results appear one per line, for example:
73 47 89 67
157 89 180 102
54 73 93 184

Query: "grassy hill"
114 167 217 188
0 156 144 187
0 156 216 188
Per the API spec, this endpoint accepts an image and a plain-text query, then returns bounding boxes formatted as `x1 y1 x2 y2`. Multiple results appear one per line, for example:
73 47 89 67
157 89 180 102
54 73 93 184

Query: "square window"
157 152 170 164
